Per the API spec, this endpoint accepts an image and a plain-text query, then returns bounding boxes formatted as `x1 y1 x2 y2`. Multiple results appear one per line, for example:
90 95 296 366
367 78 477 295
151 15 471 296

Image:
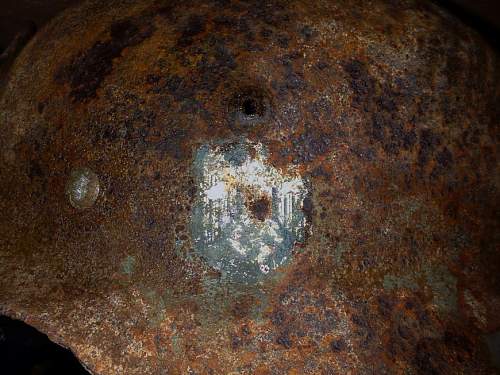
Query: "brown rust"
0 0 499 374
247 195 271 222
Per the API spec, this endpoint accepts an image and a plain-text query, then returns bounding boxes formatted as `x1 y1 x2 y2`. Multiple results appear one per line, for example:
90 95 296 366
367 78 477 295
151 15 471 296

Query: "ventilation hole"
242 98 258 117
0 315 91 375
229 85 271 126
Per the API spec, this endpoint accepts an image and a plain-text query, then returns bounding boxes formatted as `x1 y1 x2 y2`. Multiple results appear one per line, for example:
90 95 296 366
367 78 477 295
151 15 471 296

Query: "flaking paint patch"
191 140 309 283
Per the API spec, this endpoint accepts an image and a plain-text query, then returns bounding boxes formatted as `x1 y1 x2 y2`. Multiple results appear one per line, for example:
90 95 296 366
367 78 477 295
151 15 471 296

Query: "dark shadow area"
431 0 500 50
0 1 499 54
0 0 81 53
0 315 91 375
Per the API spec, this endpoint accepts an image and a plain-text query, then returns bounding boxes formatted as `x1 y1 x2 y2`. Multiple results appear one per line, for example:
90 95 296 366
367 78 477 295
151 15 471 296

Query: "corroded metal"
0 0 499 374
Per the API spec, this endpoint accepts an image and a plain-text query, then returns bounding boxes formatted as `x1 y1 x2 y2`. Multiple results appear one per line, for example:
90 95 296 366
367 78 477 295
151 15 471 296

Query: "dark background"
0 315 90 374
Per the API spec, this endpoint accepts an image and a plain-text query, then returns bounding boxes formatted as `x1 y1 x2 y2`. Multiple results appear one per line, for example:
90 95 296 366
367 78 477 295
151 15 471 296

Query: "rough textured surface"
0 0 499 374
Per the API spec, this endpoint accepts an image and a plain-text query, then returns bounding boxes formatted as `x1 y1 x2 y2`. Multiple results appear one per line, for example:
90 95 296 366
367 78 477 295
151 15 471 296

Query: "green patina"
424 264 458 314
171 333 183 356
383 264 458 315
121 255 135 276
383 273 419 291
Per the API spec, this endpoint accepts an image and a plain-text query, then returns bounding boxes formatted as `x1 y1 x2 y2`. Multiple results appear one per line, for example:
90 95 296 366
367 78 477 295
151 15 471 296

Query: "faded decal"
191 141 309 282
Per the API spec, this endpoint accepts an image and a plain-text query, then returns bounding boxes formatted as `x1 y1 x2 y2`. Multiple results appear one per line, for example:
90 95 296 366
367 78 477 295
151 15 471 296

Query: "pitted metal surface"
0 0 499 374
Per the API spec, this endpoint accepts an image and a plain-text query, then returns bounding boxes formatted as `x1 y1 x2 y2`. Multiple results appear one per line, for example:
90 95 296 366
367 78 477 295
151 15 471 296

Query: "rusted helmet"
1 0 499 374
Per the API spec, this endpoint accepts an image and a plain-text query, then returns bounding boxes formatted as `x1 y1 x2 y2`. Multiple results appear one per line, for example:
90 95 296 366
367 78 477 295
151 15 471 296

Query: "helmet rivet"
65 167 100 209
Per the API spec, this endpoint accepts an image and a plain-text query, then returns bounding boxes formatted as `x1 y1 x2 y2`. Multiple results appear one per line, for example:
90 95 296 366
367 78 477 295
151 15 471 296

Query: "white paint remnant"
191 141 309 281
